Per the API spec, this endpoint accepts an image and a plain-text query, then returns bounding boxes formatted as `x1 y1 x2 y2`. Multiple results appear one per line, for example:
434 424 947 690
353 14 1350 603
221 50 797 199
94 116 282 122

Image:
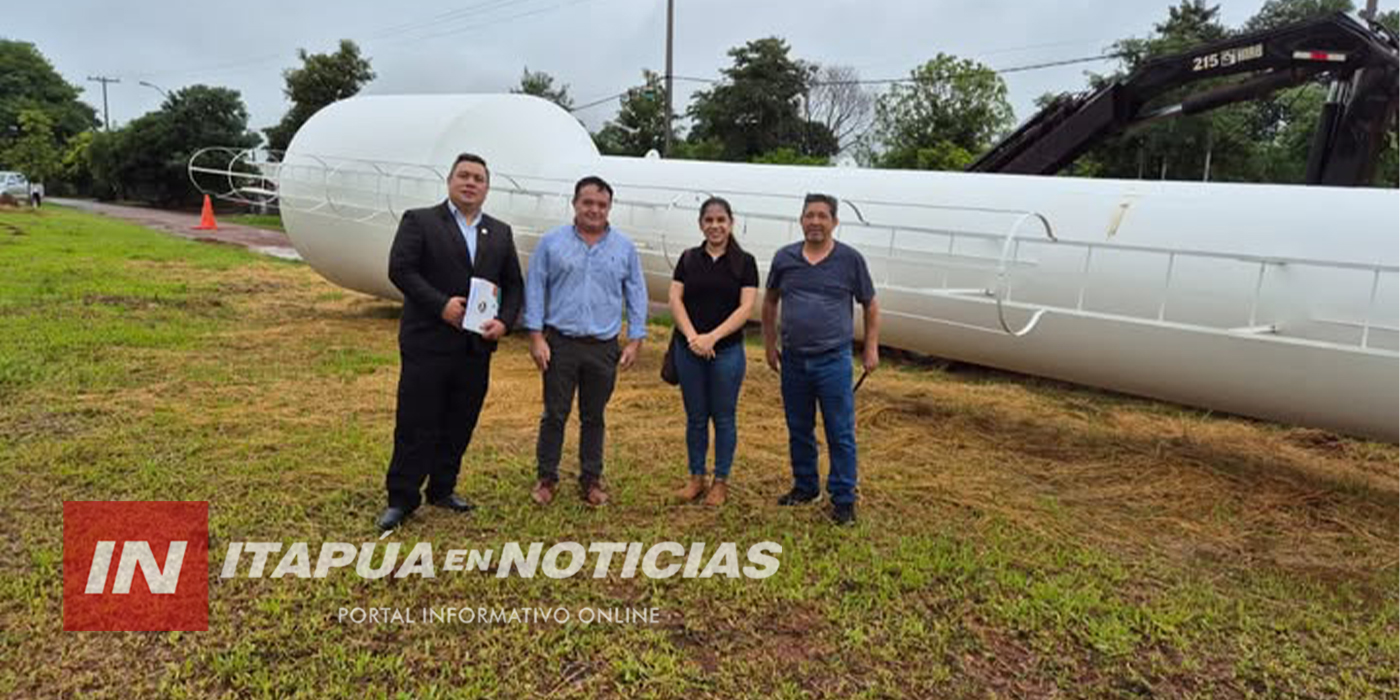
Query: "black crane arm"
967 12 1399 186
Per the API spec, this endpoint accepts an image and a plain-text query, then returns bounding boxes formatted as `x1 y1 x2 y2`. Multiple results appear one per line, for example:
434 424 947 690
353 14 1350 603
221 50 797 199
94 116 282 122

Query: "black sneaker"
777 489 821 506
429 494 477 513
376 507 409 531
831 503 856 526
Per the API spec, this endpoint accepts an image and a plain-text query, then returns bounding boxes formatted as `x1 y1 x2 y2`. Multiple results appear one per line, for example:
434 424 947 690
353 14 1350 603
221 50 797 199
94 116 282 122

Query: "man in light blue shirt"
523 175 648 506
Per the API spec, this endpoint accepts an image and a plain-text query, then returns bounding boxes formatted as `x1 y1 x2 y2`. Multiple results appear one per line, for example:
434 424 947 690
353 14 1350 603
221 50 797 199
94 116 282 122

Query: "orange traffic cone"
194 195 218 230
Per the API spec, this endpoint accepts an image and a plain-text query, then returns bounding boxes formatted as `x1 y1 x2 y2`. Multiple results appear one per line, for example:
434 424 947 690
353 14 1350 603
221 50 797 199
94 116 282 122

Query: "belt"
545 326 617 344
782 344 850 358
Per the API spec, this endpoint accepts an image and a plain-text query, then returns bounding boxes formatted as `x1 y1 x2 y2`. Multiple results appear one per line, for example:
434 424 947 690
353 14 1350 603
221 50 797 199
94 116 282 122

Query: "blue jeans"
675 340 746 479
780 345 858 505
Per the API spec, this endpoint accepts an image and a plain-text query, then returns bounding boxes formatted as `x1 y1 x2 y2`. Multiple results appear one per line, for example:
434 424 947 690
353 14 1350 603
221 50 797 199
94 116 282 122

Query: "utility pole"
1202 131 1213 181
87 75 120 130
663 0 674 158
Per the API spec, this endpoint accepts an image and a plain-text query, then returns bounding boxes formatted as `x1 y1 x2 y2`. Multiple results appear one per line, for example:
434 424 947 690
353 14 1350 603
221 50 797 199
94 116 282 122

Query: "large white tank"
262 94 1398 441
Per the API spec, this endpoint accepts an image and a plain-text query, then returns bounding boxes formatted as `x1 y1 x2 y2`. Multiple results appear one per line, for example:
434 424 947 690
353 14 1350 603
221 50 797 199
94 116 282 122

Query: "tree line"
0 39 374 207
555 0 1395 185
0 0 1394 208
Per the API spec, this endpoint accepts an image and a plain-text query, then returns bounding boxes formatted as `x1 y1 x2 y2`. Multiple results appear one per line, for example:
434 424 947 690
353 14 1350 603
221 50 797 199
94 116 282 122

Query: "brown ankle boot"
581 480 610 507
530 479 557 505
703 479 728 507
677 475 706 502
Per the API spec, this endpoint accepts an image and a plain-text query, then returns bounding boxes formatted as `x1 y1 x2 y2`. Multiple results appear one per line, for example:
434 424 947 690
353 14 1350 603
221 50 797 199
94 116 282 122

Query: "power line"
376 0 592 44
117 1 1126 128
369 0 588 44
849 36 1114 73
570 91 628 113
133 52 288 81
365 0 541 40
996 53 1126 74
979 37 1115 58
576 53 1127 121
671 53 1124 90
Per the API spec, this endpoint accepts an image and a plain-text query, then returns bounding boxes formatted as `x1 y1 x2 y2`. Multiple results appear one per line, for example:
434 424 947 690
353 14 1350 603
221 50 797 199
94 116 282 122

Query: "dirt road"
49 198 301 260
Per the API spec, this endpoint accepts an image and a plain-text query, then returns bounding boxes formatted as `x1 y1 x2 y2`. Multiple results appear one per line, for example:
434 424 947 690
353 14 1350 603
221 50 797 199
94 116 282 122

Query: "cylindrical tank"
281 94 600 299
277 94 1400 440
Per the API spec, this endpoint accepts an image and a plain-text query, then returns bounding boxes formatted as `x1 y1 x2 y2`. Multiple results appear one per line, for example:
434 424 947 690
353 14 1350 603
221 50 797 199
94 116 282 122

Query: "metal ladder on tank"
187 148 1399 354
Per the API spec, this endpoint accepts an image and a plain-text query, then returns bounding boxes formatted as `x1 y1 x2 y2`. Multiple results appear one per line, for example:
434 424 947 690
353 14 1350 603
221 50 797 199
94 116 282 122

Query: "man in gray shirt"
762 193 880 525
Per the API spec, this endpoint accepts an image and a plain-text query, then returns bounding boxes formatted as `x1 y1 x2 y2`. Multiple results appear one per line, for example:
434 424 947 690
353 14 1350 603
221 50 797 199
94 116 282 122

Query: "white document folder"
462 277 499 334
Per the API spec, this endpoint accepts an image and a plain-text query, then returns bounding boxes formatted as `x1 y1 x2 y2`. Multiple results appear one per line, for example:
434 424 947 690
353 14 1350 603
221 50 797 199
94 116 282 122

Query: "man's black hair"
448 153 489 181
802 192 839 218
573 175 614 202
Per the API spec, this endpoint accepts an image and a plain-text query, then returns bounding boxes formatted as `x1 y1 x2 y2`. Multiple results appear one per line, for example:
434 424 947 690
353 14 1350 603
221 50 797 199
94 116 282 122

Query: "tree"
1231 0 1355 180
85 130 123 200
2 109 61 183
1247 85 1327 183
807 64 875 154
1378 129 1398 189
92 85 260 205
670 138 725 162
872 53 1014 170
1110 0 1230 66
750 147 830 166
1037 0 1395 186
1242 0 1352 32
687 37 837 161
59 131 95 194
0 40 97 150
1372 10 1399 188
512 68 573 110
1246 55 1398 186
593 70 677 156
1070 1 1245 181
263 40 375 152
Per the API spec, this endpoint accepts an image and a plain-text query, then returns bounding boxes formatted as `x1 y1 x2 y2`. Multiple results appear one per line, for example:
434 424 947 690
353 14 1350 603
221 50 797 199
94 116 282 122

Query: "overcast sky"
13 0 1398 137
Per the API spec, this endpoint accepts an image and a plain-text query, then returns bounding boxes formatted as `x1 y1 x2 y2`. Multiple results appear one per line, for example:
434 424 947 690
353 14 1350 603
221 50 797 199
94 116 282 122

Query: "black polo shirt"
672 246 760 349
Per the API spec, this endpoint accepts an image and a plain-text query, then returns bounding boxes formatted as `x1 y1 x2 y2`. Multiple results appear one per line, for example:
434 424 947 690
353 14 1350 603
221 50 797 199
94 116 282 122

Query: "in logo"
63 501 209 631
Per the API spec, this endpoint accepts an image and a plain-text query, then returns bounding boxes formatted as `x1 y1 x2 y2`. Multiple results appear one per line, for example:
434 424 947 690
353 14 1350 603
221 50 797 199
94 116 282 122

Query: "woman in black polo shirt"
668 197 759 506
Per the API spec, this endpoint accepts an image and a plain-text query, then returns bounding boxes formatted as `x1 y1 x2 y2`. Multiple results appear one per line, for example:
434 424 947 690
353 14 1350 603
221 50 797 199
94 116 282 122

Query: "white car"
0 171 30 201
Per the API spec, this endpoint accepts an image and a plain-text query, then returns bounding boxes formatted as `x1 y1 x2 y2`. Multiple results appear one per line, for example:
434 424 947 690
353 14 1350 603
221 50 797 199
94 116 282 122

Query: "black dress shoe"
776 488 821 506
376 507 408 531
831 503 857 526
429 494 477 512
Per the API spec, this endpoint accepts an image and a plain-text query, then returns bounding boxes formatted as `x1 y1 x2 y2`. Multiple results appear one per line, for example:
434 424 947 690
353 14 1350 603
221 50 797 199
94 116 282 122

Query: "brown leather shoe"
581 481 610 507
531 479 557 505
703 479 728 507
676 475 706 503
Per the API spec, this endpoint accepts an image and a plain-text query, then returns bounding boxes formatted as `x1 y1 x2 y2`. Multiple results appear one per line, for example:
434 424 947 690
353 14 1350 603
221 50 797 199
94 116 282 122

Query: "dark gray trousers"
535 329 619 485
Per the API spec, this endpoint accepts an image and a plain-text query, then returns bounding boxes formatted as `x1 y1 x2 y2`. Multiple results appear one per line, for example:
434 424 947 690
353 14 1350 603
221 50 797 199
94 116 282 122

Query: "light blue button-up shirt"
446 200 483 263
523 224 649 341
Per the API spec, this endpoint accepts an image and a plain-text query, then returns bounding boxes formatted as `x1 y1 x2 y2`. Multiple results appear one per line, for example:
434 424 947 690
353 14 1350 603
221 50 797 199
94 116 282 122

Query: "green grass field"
224 213 285 232
0 205 1395 699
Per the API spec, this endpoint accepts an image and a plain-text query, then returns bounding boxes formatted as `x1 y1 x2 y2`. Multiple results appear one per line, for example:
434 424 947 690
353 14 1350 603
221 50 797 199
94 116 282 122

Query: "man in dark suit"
376 153 524 531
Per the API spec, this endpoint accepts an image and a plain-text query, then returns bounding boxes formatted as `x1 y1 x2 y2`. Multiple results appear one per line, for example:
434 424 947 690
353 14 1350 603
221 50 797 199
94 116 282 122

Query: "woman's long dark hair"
698 196 746 278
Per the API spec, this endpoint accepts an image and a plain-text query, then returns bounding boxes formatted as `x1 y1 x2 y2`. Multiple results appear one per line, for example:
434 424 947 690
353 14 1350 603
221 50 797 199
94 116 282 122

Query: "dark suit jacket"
388 201 524 356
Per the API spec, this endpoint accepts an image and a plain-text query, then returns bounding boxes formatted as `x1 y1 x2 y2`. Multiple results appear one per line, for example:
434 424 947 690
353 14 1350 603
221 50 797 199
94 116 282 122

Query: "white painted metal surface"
197 94 1400 441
